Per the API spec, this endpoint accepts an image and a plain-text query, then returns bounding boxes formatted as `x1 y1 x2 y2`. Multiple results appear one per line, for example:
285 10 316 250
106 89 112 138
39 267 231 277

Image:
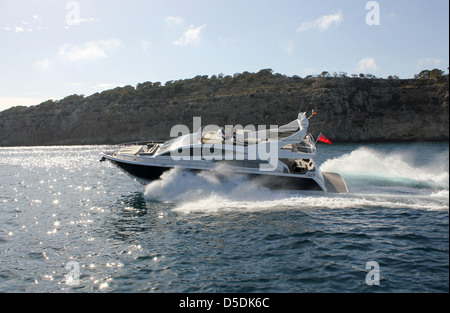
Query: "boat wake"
143 147 449 214
144 166 274 203
321 147 449 192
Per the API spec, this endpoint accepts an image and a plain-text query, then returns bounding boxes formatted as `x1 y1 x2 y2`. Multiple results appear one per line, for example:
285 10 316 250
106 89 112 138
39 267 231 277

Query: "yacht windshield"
157 138 178 155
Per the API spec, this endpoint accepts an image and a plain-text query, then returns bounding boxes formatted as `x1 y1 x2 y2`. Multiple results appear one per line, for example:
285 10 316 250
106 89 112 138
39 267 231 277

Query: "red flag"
318 134 332 144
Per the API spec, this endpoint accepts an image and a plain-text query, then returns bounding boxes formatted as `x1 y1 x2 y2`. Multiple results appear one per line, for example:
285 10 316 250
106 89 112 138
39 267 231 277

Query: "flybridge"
161 112 315 171
169 112 314 142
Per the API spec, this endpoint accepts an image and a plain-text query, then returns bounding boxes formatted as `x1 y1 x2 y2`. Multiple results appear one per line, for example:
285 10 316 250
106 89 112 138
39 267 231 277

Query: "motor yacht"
102 111 348 193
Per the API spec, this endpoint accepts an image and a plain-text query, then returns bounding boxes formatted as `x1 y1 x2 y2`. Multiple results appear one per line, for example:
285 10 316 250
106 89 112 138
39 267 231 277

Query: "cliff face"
0 73 448 146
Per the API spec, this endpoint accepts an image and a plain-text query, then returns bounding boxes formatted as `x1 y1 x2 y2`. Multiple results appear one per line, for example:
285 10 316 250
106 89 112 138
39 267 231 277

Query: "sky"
0 0 449 112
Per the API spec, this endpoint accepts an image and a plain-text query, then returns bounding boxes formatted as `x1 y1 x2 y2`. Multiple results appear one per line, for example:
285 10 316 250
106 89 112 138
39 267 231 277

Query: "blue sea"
0 143 448 293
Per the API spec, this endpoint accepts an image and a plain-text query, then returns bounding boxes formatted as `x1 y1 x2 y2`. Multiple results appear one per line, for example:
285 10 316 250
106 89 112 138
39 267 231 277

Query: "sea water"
0 143 448 292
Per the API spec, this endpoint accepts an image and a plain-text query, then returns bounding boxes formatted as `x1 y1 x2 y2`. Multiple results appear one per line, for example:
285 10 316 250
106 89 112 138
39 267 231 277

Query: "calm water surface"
0 143 448 292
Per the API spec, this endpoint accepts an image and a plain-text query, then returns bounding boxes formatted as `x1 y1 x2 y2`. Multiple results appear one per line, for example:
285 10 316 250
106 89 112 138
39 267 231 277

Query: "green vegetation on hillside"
48 68 449 107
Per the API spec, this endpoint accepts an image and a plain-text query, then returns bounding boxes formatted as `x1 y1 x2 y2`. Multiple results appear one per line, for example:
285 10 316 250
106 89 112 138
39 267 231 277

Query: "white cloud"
14 26 25 33
280 40 294 55
35 58 50 70
173 24 206 46
284 45 294 55
418 58 444 67
164 16 184 26
57 39 122 62
2 14 47 33
354 57 379 73
58 43 105 61
298 10 343 32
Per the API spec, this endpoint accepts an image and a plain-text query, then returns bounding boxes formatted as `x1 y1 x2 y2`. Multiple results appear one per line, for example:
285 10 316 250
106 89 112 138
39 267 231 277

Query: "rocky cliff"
0 70 448 146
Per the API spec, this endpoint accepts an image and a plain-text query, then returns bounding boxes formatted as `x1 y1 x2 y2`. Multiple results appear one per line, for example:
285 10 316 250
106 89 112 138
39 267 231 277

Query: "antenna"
298 96 305 114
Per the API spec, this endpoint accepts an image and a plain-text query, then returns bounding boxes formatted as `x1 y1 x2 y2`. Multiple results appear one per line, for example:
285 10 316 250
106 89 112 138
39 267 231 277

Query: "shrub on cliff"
414 68 445 80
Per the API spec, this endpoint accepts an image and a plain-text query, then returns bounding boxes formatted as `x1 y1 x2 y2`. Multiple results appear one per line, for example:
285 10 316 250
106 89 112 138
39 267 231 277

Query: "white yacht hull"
103 154 348 193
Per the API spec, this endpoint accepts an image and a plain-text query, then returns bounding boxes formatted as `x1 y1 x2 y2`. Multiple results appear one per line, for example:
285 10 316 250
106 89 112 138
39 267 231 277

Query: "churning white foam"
143 147 449 214
320 147 449 190
144 167 275 203
430 189 450 198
